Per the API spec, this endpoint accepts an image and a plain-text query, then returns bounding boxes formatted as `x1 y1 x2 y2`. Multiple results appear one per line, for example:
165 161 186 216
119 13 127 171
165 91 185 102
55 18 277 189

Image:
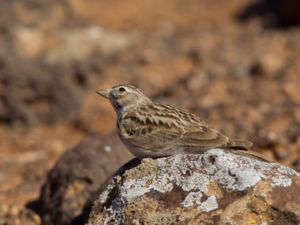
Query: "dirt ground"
0 0 300 224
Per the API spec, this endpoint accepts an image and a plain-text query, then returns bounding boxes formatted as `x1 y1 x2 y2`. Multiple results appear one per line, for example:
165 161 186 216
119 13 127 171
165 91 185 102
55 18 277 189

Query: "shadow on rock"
237 0 300 28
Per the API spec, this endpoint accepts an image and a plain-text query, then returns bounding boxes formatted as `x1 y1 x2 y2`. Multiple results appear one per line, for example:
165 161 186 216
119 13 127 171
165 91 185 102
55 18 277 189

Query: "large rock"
88 149 300 225
34 133 131 225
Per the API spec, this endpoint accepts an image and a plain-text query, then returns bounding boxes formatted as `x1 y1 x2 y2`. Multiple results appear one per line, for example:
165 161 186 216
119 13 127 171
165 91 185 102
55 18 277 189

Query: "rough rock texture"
33 133 131 225
88 149 300 225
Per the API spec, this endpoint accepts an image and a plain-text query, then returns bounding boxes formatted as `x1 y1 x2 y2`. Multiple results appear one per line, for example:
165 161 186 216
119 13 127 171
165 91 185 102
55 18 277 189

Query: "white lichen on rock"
97 148 300 225
199 195 219 212
180 192 218 212
181 191 203 208
271 173 292 187
154 149 298 197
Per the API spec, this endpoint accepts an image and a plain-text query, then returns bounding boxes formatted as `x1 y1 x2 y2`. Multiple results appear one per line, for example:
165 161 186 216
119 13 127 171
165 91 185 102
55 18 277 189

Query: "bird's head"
96 84 152 113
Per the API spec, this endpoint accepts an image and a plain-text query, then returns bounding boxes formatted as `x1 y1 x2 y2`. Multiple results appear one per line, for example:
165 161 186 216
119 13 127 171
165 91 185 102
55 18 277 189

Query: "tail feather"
226 139 253 150
231 150 270 162
226 139 270 162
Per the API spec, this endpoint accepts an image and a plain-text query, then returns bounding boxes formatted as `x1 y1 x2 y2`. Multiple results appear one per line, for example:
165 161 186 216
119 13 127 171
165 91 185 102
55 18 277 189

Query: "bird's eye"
119 87 126 92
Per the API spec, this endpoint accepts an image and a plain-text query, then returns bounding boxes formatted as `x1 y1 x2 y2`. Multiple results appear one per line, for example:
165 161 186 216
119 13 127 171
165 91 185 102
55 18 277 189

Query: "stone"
87 149 300 225
238 0 300 28
46 26 131 64
33 133 131 225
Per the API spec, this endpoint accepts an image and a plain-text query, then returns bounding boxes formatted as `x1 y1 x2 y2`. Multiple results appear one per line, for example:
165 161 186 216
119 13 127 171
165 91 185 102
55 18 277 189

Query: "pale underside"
118 103 252 158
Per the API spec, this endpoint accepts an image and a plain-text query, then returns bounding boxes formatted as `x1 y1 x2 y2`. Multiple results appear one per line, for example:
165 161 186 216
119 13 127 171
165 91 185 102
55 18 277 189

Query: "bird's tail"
230 150 270 162
226 139 253 150
225 139 270 162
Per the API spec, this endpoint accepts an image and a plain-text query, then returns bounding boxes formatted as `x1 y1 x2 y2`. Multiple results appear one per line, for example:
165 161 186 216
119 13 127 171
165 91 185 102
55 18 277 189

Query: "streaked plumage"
96 85 266 160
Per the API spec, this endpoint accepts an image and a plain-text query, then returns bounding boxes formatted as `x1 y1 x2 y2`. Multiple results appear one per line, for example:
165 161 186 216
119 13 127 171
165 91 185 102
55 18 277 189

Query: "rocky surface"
31 134 131 225
88 149 300 225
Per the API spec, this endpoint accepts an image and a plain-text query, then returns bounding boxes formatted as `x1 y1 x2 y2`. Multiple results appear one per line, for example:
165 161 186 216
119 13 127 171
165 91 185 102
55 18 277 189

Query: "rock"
0 205 40 225
0 60 87 125
33 133 131 225
46 26 131 64
238 0 300 28
88 149 300 225
12 26 46 58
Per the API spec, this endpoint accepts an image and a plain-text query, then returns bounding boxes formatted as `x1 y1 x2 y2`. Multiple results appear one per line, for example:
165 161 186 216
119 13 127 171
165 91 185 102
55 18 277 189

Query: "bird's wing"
121 111 224 152
152 104 252 150
149 104 230 149
178 126 230 149
120 111 185 152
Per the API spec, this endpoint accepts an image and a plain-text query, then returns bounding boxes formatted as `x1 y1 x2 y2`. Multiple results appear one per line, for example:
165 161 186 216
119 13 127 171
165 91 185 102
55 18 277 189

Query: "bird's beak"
96 88 111 99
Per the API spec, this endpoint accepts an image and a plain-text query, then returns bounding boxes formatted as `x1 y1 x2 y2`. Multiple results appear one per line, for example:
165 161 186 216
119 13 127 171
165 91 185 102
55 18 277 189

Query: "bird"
96 84 266 161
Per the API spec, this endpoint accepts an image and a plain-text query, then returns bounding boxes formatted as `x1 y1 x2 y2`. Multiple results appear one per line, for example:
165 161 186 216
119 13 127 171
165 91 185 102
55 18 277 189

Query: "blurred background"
0 0 300 224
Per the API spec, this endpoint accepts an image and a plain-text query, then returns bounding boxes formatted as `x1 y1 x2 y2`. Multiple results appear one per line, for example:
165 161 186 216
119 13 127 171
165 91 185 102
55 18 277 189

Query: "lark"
97 84 265 160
